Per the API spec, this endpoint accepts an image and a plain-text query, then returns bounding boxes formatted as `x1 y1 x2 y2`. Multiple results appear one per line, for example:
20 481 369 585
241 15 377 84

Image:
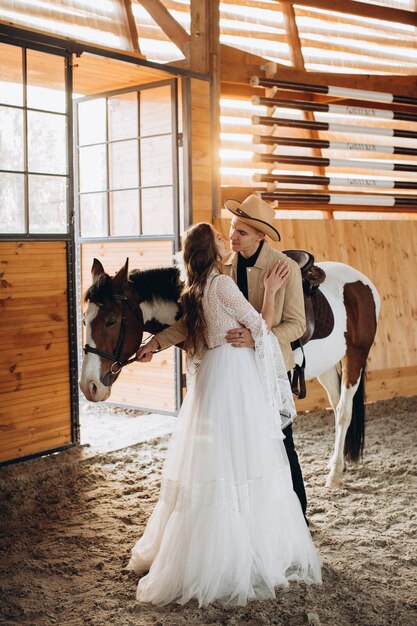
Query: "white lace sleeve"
215 275 296 435
256 323 297 434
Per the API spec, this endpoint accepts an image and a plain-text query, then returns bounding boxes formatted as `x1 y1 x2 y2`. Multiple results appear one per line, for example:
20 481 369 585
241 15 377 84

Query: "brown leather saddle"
283 249 335 399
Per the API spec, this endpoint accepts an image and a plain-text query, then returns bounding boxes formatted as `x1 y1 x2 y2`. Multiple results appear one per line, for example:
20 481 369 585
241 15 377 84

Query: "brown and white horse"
80 258 380 488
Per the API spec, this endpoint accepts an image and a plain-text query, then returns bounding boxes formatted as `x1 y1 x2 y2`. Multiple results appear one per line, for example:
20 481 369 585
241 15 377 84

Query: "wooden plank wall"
0 241 72 463
81 240 177 411
189 78 213 224
214 218 417 410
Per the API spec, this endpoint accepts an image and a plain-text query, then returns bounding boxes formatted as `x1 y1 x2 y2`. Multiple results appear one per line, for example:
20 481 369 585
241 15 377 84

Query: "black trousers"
282 422 307 515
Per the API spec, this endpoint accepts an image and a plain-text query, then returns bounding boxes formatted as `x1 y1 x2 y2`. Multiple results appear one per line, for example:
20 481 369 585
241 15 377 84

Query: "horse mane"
84 266 182 307
129 266 182 304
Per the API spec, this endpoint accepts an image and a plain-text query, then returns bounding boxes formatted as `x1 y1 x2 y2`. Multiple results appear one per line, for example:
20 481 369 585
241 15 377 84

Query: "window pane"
140 86 172 136
0 43 23 106
0 106 24 170
80 193 107 237
110 190 139 236
140 135 172 187
29 175 67 234
28 111 67 175
109 140 138 190
79 145 107 193
108 92 138 141
78 99 106 146
0 173 25 233
27 50 65 113
141 186 174 235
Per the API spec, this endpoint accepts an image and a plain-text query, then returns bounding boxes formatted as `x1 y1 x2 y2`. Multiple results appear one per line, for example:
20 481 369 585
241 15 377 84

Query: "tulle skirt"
127 343 322 606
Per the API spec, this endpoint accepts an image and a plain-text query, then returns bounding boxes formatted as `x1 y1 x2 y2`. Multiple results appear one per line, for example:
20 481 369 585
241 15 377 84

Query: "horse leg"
318 365 341 414
326 342 369 488
325 279 377 487
325 375 361 488
317 366 342 470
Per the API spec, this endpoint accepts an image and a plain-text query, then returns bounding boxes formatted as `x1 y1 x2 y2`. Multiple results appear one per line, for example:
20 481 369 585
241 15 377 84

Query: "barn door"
0 41 78 464
76 80 182 413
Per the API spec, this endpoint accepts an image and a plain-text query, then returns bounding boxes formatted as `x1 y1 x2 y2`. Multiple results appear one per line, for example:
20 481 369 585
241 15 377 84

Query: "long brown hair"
180 223 223 357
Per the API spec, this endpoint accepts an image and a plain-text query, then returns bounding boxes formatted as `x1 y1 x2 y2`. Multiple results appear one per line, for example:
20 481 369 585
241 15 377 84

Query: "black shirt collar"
238 240 264 268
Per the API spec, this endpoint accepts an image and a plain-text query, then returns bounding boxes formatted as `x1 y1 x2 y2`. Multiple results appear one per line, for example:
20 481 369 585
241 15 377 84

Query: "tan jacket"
155 242 306 371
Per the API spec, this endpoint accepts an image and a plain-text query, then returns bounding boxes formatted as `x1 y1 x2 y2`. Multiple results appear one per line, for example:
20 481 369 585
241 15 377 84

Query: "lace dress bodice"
202 273 263 348
200 273 296 432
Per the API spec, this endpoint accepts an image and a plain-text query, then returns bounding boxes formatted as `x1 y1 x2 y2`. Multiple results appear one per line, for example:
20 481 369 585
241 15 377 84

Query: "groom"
137 195 308 518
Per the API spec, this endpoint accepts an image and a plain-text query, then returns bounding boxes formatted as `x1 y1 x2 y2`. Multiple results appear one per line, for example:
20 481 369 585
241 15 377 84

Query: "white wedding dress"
127 273 322 606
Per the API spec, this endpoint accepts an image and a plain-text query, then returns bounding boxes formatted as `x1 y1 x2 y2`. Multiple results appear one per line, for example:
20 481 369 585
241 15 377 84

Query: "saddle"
283 249 335 399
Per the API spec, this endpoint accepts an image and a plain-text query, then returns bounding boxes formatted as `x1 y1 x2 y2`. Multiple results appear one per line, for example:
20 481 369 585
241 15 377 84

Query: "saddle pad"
311 289 335 340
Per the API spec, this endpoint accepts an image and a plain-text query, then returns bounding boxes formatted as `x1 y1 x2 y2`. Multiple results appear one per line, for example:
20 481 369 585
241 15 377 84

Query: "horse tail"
344 367 366 462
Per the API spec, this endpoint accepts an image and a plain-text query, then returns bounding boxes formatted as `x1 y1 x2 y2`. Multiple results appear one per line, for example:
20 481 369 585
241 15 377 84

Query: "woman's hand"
225 326 255 348
136 336 160 363
263 261 290 295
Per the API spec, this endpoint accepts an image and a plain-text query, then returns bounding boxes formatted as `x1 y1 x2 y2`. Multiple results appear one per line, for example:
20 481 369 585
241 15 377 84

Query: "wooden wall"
80 240 177 411
0 241 72 463
214 217 417 410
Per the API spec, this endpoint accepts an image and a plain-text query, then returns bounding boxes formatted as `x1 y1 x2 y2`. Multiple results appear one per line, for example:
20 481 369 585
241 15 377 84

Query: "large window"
0 44 69 235
77 82 177 239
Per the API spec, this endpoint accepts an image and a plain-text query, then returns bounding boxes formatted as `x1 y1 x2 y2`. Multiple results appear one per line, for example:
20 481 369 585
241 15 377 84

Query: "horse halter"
84 292 143 380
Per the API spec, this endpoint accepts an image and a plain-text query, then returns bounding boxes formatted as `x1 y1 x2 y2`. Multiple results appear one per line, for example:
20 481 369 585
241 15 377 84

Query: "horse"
79 257 380 489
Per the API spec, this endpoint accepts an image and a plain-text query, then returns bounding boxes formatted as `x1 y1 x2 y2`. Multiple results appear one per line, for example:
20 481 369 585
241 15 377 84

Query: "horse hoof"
325 475 344 489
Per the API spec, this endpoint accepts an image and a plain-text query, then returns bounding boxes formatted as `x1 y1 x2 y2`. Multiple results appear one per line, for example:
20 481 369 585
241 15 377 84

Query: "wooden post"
190 0 221 218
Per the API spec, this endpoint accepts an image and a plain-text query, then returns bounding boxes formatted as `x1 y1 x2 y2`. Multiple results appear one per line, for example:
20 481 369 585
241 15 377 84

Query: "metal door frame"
74 78 183 416
0 36 79 463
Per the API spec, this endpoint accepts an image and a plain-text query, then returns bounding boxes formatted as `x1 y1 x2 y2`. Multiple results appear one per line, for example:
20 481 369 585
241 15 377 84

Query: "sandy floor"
79 400 177 454
1 396 416 626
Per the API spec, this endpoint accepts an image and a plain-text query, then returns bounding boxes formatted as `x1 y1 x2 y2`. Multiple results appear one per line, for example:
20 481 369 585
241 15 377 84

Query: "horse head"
79 258 144 402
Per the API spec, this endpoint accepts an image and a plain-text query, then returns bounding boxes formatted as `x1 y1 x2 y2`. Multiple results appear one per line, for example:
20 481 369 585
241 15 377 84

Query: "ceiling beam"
121 0 141 53
277 0 417 27
220 45 417 98
281 3 330 195
136 0 190 56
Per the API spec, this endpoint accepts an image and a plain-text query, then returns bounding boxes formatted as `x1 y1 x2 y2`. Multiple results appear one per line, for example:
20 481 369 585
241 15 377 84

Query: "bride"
126 222 322 606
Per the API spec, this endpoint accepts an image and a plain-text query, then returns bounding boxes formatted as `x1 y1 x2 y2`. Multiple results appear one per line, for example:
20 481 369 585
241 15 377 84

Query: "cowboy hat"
224 194 281 241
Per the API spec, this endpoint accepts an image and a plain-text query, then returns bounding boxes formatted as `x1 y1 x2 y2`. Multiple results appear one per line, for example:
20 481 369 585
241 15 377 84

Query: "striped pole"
251 95 417 123
260 192 417 206
253 173 417 190
251 115 417 140
253 153 417 173
253 135 417 157
250 77 417 107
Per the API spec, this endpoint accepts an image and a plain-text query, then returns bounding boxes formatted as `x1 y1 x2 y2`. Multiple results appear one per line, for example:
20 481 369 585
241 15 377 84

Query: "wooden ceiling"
73 53 172 95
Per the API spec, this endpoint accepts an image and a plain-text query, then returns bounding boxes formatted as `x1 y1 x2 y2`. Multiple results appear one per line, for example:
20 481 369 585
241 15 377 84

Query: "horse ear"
91 258 105 280
113 258 129 292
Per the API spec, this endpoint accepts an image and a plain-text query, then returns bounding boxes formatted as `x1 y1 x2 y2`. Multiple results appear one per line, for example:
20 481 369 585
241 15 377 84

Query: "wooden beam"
190 0 212 74
136 0 190 56
282 3 304 69
210 0 221 216
277 0 417 27
220 44 271 83
280 3 330 205
188 1 221 215
221 46 417 98
121 0 141 53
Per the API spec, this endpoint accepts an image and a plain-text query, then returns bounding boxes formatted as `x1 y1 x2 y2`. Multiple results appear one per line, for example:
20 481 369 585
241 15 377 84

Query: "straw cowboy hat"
224 194 281 242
